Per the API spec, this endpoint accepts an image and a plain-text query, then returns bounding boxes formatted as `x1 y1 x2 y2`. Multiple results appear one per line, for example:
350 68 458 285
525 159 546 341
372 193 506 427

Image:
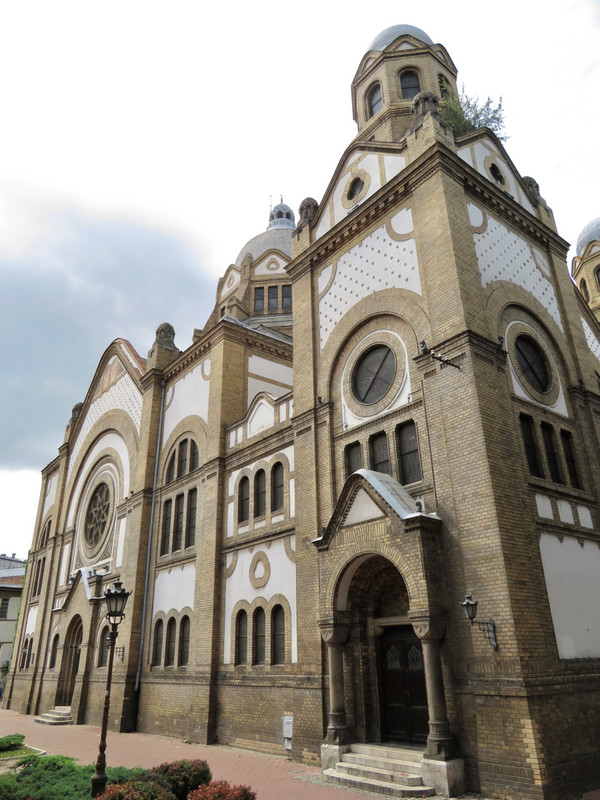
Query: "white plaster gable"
319 210 420 350
469 204 563 333
315 150 406 240
253 252 288 276
219 266 241 301
247 395 275 438
162 359 210 445
343 488 385 526
42 472 58 517
152 562 195 616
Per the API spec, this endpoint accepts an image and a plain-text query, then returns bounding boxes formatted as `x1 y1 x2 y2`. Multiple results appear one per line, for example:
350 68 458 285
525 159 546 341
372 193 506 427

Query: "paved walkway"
0 708 488 799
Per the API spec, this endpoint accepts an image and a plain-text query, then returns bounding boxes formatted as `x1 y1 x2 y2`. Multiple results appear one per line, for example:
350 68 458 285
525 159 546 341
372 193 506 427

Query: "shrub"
188 780 256 800
151 759 211 800
98 779 176 800
0 733 25 753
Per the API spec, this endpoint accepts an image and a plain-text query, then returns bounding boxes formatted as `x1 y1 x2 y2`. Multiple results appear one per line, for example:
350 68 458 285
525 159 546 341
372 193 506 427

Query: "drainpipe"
134 380 166 693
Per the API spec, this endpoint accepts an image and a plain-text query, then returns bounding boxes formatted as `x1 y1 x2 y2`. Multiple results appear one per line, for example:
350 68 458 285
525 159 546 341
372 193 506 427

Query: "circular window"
352 345 396 404
85 483 111 547
514 335 550 393
347 177 364 201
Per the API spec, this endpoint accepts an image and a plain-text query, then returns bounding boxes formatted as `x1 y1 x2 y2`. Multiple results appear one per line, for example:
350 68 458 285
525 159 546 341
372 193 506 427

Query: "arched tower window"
253 608 265 665
254 470 266 517
271 463 284 512
178 616 190 666
400 70 421 99
238 477 250 523
581 279 590 301
235 610 247 665
271 605 285 664
366 83 382 118
165 618 176 666
98 625 110 667
49 634 59 669
152 620 164 667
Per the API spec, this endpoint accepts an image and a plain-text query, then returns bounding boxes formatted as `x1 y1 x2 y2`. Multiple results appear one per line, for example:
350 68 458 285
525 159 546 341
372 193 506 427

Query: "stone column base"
320 743 350 770
421 757 466 797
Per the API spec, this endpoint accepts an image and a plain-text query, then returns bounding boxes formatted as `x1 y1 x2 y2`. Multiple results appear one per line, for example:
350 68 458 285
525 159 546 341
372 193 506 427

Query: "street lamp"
460 592 497 650
91 580 130 798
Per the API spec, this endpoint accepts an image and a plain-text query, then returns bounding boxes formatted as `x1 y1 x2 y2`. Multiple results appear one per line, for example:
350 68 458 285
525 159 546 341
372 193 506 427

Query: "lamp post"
91 580 130 798
460 592 497 649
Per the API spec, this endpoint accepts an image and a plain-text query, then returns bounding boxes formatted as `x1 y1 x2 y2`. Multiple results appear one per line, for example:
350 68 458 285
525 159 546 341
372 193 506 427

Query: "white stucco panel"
535 494 553 519
248 355 293 386
163 359 210 444
43 472 58 517
59 544 70 586
247 378 289 408
460 141 535 215
219 267 241 301
254 253 288 275
152 562 196 616
115 517 126 567
224 537 297 664
581 317 600 362
540 532 600 658
25 605 38 635
344 488 385 526
247 398 275 437
577 506 593 529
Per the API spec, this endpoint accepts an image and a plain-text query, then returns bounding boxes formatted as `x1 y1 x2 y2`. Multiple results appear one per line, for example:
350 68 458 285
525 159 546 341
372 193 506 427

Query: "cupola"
572 216 600 322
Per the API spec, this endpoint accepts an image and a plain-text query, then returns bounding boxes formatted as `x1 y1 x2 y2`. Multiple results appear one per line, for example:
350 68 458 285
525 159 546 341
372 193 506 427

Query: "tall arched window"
581 279 590 301
271 463 284 512
152 620 164 667
166 453 176 484
396 421 422 484
271 605 285 665
190 440 199 471
253 608 266 665
235 610 248 665
366 83 382 117
40 519 52 547
254 470 266 517
178 616 190 666
49 634 59 669
400 70 421 99
160 500 172 555
185 488 197 548
238 477 250 523
165 618 176 666
172 494 184 551
98 625 110 667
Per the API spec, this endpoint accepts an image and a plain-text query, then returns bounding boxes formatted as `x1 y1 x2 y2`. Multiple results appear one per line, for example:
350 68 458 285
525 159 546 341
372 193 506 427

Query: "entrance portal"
380 625 428 744
57 616 83 707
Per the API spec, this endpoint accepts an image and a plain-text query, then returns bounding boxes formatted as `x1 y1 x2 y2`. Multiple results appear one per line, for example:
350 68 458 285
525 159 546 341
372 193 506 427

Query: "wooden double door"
380 625 428 744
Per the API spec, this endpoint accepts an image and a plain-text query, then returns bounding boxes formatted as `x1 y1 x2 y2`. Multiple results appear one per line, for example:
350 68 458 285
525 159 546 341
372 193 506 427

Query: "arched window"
166 453 176 484
20 638 29 670
271 463 284 512
271 605 285 665
366 83 382 117
165 618 176 666
396 421 422 484
253 608 266 665
254 470 266 517
160 499 172 555
235 610 248 665
172 494 184 551
238 477 250 523
596 267 600 292
400 70 421 99
49 634 59 669
178 616 190 666
185 488 197 548
581 279 590 301
177 440 188 478
98 625 110 668
190 440 199 471
40 519 52 547
152 620 164 667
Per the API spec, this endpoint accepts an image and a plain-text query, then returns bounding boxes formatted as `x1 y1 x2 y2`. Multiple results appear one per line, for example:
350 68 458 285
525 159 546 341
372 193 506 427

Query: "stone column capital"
408 609 447 640
319 618 349 646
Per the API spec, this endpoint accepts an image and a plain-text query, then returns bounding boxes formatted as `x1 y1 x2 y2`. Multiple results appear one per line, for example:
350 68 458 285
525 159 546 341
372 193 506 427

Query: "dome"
268 203 296 231
576 217 600 256
367 25 434 52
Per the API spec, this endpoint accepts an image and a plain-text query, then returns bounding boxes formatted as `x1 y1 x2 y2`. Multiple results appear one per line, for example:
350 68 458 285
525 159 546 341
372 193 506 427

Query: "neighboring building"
0 566 26 675
5 24 600 800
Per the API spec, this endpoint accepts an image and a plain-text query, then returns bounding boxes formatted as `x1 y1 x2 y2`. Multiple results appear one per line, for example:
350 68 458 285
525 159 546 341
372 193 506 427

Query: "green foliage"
440 82 507 141
97 778 176 800
151 759 211 800
188 781 256 800
0 733 25 752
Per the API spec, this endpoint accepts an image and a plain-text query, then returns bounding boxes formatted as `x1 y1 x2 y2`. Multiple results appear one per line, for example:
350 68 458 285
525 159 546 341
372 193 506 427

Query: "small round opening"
347 177 365 201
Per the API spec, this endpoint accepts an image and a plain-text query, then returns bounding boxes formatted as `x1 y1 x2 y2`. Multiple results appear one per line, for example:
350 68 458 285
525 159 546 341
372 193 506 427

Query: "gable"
219 265 242 301
343 488 385 526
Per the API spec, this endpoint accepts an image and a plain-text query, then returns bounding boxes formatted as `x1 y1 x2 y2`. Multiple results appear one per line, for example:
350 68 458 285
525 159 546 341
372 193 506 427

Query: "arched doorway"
56 616 83 707
337 555 428 745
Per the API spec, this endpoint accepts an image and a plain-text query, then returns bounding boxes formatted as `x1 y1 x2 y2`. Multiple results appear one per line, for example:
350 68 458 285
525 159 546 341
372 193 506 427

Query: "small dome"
576 217 600 256
268 203 296 231
367 25 434 52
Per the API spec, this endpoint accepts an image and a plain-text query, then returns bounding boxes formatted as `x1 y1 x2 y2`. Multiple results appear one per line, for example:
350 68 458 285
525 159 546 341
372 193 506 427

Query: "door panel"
380 626 428 743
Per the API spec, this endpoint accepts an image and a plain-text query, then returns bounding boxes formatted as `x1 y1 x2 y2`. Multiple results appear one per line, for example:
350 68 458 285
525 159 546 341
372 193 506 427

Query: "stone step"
34 707 74 725
323 768 435 798
342 751 423 776
336 759 424 786
349 742 424 763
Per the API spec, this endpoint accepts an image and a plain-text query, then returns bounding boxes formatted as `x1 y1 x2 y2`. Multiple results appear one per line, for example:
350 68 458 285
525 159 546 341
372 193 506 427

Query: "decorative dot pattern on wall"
470 204 563 333
581 317 600 362
319 221 419 350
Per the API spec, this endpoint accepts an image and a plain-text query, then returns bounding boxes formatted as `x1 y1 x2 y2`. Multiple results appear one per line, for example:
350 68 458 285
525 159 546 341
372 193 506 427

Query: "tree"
440 83 507 141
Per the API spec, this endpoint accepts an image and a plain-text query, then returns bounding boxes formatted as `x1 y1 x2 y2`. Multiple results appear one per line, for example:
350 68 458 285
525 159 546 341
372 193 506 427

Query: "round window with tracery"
85 483 111 547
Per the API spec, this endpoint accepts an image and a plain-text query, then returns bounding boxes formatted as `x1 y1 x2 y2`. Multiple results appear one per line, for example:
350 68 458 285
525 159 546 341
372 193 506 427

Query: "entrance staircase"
34 706 74 726
323 743 435 797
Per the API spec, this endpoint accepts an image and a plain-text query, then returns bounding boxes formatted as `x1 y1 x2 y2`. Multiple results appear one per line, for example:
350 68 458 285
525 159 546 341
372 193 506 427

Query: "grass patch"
0 746 38 760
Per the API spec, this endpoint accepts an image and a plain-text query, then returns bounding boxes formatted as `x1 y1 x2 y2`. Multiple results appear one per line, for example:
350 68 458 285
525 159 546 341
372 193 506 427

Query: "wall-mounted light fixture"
461 593 497 649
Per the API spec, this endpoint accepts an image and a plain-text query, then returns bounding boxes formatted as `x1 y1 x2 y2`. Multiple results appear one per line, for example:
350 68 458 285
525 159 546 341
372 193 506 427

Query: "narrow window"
282 285 292 310
401 70 421 99
235 610 248 665
20 639 29 670
271 605 285 665
271 462 284 512
26 638 34 669
189 440 199 471
41 519 51 547
238 477 250 523
596 267 600 292
560 430 583 489
178 616 190 666
0 598 8 619
160 499 172 555
541 423 564 483
165 618 176 666
254 470 266 517
370 432 390 474
32 561 41 597
397 421 422 484
177 440 188 478
367 83 382 117
254 287 264 312
253 608 265 665
98 625 110 668
268 286 278 311
49 634 59 669
581 279 590 302
166 453 176 484
520 414 544 478
172 494 184 551
185 488 197 548
152 620 164 667
345 442 363 477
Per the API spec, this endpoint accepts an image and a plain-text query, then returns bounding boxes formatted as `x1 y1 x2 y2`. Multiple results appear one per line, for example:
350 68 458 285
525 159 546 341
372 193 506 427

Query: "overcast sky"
1 0 599 559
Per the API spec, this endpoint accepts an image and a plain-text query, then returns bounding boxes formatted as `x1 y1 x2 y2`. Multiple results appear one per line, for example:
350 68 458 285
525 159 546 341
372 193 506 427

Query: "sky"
1 0 599 559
